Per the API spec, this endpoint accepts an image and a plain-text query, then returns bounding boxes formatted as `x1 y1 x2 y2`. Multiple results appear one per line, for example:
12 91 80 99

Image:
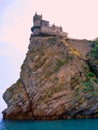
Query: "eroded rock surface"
2 36 98 120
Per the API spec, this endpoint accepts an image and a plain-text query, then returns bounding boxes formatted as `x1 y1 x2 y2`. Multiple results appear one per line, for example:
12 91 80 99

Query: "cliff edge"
2 36 98 120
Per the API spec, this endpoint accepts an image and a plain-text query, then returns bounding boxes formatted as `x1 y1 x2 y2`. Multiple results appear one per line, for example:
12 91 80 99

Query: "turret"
33 13 42 27
31 13 42 34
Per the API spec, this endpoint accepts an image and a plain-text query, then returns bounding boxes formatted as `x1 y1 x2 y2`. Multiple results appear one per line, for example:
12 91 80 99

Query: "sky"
0 0 98 117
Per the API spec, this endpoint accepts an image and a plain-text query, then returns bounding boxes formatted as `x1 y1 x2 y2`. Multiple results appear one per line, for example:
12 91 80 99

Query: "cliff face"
2 36 98 120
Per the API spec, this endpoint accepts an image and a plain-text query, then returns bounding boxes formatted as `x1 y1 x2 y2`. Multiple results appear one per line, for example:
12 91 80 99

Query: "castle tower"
31 13 42 34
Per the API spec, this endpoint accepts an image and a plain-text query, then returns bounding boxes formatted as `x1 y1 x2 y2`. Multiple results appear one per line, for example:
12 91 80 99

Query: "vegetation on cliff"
86 38 98 78
89 39 98 60
2 36 98 120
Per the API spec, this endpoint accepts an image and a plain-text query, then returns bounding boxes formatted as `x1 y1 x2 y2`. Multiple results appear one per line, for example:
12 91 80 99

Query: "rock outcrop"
2 36 98 120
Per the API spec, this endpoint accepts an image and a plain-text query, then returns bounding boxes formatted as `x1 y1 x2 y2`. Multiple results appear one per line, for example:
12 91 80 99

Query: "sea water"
0 118 98 130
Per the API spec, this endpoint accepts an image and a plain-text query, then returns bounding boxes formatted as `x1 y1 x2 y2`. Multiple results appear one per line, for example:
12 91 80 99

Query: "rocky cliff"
2 36 98 120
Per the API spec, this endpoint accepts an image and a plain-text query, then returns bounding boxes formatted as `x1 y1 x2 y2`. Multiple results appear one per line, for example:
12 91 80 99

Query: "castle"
31 13 68 37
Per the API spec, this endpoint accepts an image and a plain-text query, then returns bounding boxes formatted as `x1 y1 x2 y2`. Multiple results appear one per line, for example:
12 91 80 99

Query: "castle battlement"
31 13 68 37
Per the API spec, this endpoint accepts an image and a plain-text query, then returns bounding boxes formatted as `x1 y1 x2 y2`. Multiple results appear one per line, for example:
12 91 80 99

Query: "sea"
0 117 98 130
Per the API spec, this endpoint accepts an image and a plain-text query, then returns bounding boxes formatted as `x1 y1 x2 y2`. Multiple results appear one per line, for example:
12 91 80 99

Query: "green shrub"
88 72 95 77
85 72 95 80
90 40 98 59
81 81 94 93
93 78 98 83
